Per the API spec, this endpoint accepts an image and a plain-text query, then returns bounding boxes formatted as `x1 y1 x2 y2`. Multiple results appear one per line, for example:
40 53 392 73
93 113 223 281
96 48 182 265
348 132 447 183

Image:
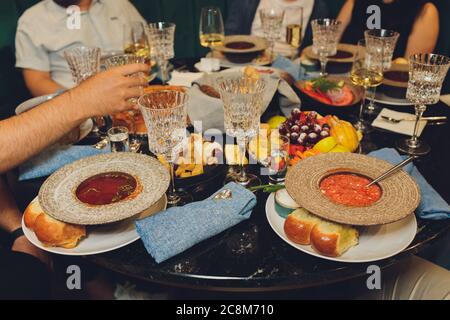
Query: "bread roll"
284 208 322 245
24 199 86 249
310 221 359 257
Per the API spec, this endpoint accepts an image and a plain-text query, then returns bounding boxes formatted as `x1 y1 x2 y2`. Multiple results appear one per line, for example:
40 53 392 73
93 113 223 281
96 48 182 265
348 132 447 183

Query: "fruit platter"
295 77 362 107
250 109 362 168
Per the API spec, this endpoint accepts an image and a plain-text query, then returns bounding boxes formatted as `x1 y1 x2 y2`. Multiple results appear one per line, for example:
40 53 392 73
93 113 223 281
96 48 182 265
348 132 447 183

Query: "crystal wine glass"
364 29 399 114
138 90 190 206
146 22 176 85
64 46 101 132
199 7 225 50
216 75 266 189
123 21 151 65
396 53 450 156
350 39 384 133
311 18 341 77
259 8 285 62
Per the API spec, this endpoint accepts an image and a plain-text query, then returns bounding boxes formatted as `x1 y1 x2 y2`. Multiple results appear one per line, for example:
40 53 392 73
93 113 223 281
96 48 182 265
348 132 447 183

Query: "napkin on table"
369 148 450 220
19 145 109 181
167 70 203 87
372 108 427 136
440 94 450 107
135 182 257 263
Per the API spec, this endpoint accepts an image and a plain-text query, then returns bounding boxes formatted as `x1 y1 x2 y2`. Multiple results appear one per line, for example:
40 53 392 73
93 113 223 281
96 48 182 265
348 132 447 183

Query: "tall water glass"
146 22 176 84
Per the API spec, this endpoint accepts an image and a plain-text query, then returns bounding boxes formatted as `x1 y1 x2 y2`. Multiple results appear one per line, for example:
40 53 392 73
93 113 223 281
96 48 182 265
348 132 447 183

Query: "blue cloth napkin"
272 55 315 81
135 182 257 263
19 145 109 181
369 148 450 220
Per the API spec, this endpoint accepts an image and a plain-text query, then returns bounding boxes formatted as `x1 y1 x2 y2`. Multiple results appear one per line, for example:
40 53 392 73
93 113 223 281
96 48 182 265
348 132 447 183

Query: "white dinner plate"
22 195 167 256
373 91 413 106
265 193 417 263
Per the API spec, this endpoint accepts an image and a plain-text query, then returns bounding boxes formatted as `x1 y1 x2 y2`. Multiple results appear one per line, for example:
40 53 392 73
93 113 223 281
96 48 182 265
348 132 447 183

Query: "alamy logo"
366 265 381 290
66 265 82 290
67 5 81 30
367 5 381 29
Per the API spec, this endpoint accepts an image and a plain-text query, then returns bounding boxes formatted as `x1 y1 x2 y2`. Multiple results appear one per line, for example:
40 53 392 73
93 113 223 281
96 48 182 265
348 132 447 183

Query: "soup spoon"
366 155 416 188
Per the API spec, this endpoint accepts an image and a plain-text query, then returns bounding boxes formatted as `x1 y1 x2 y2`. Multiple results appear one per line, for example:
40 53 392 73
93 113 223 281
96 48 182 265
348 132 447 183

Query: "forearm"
0 177 22 233
26 78 65 97
0 90 88 173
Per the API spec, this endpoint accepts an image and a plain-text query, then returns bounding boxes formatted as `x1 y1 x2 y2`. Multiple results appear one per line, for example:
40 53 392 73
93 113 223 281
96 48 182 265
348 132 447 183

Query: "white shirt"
15 0 146 89
251 0 314 57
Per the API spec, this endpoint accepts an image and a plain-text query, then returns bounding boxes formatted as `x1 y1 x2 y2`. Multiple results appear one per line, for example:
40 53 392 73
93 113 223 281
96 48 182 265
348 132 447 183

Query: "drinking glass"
286 7 303 59
108 127 130 153
138 90 190 206
265 135 290 184
311 19 341 77
217 75 266 188
64 46 101 132
259 8 285 62
396 53 450 156
146 22 176 84
123 21 151 65
199 7 225 50
350 39 384 133
364 29 399 114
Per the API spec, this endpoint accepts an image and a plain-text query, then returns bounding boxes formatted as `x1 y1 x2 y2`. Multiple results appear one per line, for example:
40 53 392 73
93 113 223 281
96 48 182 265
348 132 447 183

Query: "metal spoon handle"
366 156 416 188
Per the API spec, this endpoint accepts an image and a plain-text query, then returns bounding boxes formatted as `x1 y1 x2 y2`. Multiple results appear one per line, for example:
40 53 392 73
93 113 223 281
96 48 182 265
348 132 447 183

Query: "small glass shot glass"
108 126 130 153
267 135 290 185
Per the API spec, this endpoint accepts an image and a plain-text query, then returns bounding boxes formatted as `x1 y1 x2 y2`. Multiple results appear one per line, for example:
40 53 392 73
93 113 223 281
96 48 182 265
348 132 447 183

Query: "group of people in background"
0 0 444 299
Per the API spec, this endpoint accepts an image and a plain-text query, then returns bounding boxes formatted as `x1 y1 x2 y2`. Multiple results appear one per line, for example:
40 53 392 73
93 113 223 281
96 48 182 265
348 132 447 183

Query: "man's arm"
22 69 65 97
0 64 148 173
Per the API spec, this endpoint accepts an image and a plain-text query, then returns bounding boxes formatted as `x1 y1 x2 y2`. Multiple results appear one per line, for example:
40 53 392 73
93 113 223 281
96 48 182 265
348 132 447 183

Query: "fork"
381 115 447 123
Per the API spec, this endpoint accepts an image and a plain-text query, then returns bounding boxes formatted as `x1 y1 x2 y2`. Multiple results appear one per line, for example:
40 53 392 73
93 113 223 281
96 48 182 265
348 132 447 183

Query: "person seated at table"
15 0 146 97
225 0 329 57
337 0 439 58
0 63 148 299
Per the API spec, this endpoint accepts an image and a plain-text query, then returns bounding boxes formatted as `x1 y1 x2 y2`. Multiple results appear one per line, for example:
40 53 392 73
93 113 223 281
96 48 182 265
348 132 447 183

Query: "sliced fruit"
268 116 287 130
313 136 338 153
329 144 351 153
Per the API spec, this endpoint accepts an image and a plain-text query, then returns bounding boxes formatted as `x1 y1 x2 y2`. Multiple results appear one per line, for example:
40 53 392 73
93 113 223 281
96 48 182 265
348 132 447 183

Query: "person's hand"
68 64 149 118
11 235 52 267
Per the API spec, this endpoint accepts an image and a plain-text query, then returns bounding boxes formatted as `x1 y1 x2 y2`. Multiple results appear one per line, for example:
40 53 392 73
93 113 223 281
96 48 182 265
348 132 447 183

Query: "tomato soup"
320 173 381 207
76 172 137 206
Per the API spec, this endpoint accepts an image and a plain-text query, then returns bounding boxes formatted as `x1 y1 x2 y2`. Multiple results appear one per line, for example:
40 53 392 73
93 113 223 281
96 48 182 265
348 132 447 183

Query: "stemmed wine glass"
311 18 341 77
146 22 176 85
199 7 225 51
138 90 191 206
123 21 151 65
286 7 303 60
259 8 285 62
350 39 384 133
216 75 266 189
104 53 147 152
396 53 450 156
64 46 101 133
364 29 399 115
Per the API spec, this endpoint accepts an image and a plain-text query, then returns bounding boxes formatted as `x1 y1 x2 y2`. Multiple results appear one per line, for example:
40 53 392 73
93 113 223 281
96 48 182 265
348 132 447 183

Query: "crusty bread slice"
310 221 359 257
284 208 323 245
23 198 42 230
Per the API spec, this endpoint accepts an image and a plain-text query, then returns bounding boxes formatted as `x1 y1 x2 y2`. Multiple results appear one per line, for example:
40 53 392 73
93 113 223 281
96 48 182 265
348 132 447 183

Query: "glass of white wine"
123 21 151 65
199 7 225 51
286 7 303 60
350 39 384 133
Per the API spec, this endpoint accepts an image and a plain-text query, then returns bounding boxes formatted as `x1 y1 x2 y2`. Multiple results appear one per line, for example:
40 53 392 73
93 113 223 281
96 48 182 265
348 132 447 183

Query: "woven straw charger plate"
285 153 420 226
39 153 170 225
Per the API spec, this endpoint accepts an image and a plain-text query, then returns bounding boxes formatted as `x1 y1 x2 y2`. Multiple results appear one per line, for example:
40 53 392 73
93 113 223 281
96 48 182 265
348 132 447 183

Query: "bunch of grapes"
278 109 330 149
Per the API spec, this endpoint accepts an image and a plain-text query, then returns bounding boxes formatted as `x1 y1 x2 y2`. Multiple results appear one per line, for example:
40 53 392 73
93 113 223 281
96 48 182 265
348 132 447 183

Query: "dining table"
8 58 450 293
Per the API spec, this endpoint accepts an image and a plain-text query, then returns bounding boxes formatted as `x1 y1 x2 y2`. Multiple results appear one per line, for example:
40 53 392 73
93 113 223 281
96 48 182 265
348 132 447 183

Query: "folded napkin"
19 145 109 181
168 70 203 87
372 108 427 136
135 182 257 263
369 148 450 220
272 55 307 82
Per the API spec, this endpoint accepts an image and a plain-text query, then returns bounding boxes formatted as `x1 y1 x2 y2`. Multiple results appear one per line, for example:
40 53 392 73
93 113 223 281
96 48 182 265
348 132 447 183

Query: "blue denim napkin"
369 148 450 220
19 145 109 181
272 55 315 81
135 182 257 263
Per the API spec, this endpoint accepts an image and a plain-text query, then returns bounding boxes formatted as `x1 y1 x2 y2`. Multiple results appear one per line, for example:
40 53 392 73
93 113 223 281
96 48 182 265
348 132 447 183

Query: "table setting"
9 7 450 292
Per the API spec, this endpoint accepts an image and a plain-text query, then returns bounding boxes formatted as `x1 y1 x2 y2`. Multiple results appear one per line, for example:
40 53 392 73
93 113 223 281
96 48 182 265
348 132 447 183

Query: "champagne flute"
311 18 341 77
364 29 399 115
138 90 191 206
217 75 266 189
350 39 384 133
259 8 285 62
396 53 450 156
199 7 225 51
286 7 303 60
